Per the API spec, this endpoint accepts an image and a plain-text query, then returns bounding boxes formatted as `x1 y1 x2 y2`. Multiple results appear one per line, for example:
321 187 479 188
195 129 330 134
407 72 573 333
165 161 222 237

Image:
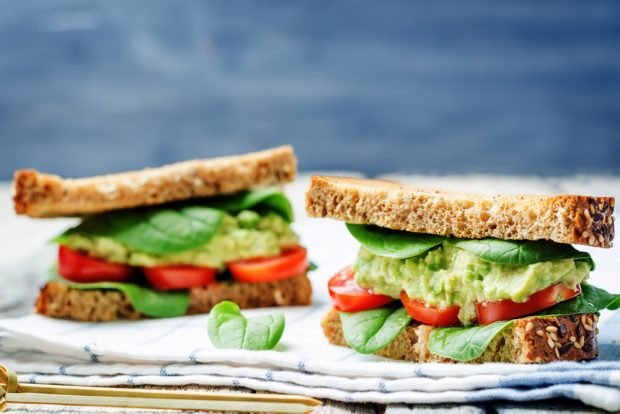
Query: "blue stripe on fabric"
538 361 620 372
499 371 612 388
465 384 575 403
186 347 208 363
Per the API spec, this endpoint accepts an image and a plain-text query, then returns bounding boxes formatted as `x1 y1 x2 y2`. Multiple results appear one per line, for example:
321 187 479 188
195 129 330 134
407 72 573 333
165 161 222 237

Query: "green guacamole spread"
354 243 589 325
63 211 299 270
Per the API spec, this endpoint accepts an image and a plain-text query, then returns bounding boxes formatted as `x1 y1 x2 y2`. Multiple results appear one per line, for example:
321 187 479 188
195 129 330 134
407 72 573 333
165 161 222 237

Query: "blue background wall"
1 0 619 179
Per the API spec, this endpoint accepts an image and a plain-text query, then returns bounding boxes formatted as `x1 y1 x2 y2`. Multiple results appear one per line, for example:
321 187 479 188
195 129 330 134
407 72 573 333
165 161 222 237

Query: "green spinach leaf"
449 238 594 269
64 205 224 255
428 320 512 361
206 187 294 222
58 278 189 318
208 301 285 350
542 284 620 315
340 306 411 354
346 224 445 259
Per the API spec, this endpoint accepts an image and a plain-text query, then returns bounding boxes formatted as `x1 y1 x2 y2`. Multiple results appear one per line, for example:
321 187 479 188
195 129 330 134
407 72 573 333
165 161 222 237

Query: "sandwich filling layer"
62 211 299 269
46 188 311 318
354 245 589 325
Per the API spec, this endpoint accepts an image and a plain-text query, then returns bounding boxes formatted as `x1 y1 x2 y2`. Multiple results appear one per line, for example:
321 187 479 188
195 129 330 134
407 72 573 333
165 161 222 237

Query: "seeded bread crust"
14 146 297 218
322 308 598 363
35 274 312 322
305 176 615 248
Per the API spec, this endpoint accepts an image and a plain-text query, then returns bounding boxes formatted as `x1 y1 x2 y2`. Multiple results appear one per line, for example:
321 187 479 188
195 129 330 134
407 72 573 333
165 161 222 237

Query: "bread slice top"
14 146 297 218
306 175 615 248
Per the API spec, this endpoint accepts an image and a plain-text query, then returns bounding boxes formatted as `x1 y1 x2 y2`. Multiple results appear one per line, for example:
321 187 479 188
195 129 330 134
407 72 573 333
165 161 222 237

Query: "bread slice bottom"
36 274 312 322
322 307 598 363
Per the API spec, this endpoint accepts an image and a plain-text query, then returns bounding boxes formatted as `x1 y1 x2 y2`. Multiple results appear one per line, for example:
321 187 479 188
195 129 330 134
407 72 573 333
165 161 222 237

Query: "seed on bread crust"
559 342 572 355
558 323 567 338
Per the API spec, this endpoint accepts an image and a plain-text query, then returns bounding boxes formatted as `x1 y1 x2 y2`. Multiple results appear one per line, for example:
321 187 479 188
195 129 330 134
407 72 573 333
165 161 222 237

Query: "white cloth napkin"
1 306 620 411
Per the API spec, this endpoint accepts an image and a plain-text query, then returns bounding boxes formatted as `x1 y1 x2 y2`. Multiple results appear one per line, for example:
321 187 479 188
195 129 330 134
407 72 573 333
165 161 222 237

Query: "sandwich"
306 176 618 363
13 146 312 321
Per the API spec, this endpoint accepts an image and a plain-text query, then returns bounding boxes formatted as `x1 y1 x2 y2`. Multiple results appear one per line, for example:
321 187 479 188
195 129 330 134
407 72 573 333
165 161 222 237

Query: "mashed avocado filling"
63 210 299 270
354 244 590 325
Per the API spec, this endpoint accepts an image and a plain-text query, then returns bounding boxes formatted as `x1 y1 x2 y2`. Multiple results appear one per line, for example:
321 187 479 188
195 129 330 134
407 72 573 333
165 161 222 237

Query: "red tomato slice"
143 265 217 290
58 245 134 283
328 267 395 312
475 283 581 325
228 246 309 283
400 291 461 326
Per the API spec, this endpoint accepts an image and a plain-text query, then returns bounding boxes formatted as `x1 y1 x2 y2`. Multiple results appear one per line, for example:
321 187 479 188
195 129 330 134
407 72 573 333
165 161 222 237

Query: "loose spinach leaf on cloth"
346 224 445 259
205 187 294 222
208 301 285 350
449 238 595 269
340 306 411 354
62 205 224 255
57 278 189 318
428 284 620 361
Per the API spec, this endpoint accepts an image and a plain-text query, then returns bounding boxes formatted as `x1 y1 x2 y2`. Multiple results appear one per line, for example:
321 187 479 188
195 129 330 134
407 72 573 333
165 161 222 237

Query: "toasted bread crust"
36 274 312 322
322 308 598 363
306 176 615 248
14 146 297 218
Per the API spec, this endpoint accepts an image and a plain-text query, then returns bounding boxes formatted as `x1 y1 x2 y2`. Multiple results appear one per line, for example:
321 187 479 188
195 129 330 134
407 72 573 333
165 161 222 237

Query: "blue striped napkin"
0 306 619 411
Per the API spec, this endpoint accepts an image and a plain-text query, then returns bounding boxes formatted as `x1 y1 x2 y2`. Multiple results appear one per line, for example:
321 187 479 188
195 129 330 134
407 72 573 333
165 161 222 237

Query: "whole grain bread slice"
35 274 312 322
306 176 615 248
14 146 297 218
322 307 598 363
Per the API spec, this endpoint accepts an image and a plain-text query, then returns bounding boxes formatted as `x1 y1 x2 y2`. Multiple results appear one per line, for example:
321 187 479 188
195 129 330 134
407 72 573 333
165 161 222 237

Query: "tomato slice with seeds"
228 246 309 283
328 266 395 312
58 245 134 283
400 291 461 326
475 283 581 325
143 265 217 290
